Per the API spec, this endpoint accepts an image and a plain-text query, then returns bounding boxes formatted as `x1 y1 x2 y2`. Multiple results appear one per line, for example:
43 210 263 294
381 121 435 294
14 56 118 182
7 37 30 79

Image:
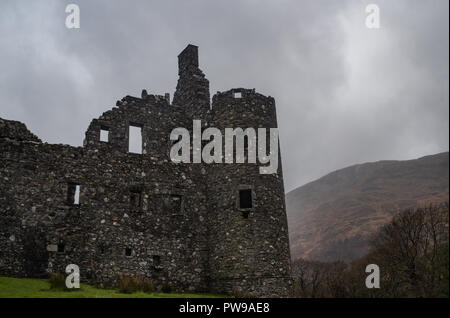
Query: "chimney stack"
178 44 199 76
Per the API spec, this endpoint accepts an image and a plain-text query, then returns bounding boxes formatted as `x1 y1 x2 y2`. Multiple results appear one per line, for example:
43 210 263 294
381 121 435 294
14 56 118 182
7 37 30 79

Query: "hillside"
286 152 449 262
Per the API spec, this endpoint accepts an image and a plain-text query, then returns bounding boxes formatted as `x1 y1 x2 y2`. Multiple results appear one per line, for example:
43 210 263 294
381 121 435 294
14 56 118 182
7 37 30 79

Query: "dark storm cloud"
0 0 448 192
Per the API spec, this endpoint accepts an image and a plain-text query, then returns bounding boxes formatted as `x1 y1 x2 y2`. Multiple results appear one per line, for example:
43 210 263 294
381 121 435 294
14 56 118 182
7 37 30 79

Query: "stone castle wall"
0 45 292 297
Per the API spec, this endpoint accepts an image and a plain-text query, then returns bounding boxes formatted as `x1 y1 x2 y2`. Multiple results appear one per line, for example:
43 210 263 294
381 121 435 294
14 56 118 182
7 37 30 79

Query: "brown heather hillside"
286 152 449 262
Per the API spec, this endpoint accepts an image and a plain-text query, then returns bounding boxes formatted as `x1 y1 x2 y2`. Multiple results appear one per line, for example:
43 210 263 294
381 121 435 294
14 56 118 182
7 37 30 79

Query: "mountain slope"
286 152 449 262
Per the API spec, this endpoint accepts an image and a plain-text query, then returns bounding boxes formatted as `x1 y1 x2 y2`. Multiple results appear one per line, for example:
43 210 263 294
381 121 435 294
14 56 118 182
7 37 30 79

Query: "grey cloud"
0 0 448 192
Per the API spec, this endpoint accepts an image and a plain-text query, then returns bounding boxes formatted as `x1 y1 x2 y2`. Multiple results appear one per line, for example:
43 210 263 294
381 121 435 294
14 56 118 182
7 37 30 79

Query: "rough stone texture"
0 45 292 297
0 119 41 143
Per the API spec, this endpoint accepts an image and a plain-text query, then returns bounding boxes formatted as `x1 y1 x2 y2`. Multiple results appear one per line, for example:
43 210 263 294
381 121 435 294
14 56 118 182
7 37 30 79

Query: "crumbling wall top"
0 118 41 143
212 88 275 110
116 91 170 108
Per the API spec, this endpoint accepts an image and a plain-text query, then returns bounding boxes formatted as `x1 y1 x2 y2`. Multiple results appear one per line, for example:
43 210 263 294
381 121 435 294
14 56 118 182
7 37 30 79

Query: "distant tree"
369 204 449 297
292 258 328 298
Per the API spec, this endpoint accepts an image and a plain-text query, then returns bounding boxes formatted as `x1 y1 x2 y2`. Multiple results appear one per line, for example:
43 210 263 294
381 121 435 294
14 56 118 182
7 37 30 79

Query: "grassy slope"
0 277 225 298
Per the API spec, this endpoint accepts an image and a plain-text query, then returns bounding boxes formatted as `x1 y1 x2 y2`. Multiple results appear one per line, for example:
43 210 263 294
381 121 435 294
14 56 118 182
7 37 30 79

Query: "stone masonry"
0 45 292 297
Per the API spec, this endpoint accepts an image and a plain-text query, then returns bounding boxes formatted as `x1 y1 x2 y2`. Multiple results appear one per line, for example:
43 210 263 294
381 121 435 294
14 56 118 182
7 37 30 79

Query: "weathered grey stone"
0 45 292 297
47 245 58 252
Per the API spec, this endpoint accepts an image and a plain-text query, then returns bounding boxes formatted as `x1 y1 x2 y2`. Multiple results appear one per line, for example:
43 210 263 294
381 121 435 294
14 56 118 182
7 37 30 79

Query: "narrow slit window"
100 127 109 142
170 194 183 213
67 183 80 205
130 190 142 211
129 125 143 154
244 135 249 150
74 185 80 205
239 189 252 209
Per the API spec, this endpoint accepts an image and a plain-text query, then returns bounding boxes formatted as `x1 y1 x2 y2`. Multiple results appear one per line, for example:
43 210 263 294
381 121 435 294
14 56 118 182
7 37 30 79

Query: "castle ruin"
0 45 292 297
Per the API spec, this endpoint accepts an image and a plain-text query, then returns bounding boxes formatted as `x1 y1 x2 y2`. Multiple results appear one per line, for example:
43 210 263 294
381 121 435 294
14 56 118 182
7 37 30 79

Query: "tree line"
292 203 449 298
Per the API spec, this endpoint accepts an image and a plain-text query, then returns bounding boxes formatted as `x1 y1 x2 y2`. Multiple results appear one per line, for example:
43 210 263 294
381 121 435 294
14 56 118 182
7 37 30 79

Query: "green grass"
0 277 225 298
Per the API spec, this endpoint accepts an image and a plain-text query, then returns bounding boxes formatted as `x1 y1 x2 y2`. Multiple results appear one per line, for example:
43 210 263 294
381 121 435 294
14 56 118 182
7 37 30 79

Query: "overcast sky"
0 0 448 192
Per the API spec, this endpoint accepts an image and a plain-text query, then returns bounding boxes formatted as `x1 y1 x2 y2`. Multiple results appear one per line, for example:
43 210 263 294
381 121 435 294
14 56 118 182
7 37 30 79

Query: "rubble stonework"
0 45 292 297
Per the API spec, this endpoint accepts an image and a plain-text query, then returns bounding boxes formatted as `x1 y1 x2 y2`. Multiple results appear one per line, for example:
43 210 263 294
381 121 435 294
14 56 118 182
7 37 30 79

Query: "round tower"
205 88 292 297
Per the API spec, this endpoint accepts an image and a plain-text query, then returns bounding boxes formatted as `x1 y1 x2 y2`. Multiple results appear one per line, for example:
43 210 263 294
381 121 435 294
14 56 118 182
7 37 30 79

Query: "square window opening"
100 127 109 142
129 125 143 154
125 248 132 257
239 189 252 209
234 92 242 98
57 242 65 253
153 255 161 267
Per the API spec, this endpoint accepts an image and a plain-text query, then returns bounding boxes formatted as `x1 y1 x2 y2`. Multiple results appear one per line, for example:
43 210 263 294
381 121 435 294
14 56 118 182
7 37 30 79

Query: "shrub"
119 275 140 294
142 279 155 293
232 289 254 298
161 282 172 293
49 273 67 291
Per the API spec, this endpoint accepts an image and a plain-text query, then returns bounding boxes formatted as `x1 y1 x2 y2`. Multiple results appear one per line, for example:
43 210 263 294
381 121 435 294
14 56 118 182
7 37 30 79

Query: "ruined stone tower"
0 45 292 297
